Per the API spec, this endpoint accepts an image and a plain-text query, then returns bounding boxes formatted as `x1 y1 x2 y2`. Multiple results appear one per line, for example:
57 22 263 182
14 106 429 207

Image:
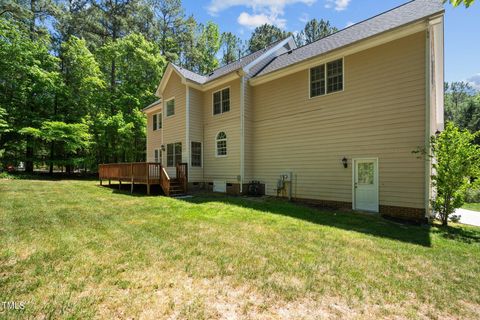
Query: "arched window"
216 132 227 156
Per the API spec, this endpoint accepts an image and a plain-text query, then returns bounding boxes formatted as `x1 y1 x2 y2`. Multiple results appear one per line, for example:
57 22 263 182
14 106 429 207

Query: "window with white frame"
166 99 175 117
213 88 230 115
216 132 227 156
152 112 162 131
154 149 161 163
310 58 343 98
167 142 182 167
191 142 202 167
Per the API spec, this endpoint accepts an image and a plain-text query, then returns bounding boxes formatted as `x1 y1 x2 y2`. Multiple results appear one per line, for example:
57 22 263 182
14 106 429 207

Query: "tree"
444 82 480 134
197 21 220 74
221 32 242 65
20 121 91 173
444 0 475 7
248 24 289 53
0 106 10 159
303 18 337 44
0 18 61 171
96 33 165 162
149 0 184 62
60 36 105 121
428 123 480 226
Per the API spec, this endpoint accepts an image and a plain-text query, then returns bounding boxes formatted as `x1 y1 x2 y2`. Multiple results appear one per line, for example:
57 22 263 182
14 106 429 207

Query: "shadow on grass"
431 224 480 244
2 171 98 181
100 182 164 196
177 193 434 247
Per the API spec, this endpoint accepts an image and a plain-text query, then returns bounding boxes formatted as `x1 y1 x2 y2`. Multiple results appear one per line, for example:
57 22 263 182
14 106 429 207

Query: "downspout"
240 75 245 194
424 23 433 221
185 85 190 181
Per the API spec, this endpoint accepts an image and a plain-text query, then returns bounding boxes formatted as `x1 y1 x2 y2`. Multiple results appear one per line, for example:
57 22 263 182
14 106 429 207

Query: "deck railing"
160 166 171 196
99 162 162 195
176 162 188 193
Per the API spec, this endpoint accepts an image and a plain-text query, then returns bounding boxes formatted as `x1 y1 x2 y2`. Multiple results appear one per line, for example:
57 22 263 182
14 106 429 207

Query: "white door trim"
352 158 379 213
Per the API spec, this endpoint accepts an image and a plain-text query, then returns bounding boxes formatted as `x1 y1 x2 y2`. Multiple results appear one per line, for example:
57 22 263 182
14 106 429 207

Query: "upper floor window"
191 142 202 167
213 88 230 115
166 99 175 117
216 132 227 157
152 112 162 131
167 142 182 167
310 58 343 98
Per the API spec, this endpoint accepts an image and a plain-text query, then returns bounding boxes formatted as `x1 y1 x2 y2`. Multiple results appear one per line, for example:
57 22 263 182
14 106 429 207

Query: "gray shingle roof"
256 0 444 78
142 99 162 111
171 38 286 84
171 64 207 84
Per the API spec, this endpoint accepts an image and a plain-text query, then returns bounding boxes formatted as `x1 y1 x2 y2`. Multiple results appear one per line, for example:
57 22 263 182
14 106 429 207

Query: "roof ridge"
266 0 443 67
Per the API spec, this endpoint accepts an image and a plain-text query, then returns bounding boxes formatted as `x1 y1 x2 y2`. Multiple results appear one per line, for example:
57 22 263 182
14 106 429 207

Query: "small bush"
465 188 480 203
0 172 14 179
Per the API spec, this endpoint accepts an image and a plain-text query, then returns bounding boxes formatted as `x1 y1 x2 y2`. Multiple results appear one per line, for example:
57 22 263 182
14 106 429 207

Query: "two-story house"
142 0 444 222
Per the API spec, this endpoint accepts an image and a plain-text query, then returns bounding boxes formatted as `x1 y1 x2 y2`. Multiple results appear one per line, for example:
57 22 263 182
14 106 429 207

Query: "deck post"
146 163 150 195
130 163 134 194
108 179 111 186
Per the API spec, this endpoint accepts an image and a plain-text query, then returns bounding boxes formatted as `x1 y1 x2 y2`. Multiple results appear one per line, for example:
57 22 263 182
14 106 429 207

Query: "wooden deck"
98 162 187 196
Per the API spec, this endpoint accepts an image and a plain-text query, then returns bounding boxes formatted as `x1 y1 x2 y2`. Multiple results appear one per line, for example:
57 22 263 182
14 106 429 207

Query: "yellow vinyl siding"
189 87 204 182
162 72 186 176
203 79 241 183
146 109 162 163
252 32 426 208
243 78 254 183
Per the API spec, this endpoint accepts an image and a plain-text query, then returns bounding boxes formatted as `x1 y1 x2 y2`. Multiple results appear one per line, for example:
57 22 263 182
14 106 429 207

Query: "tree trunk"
25 0 36 173
25 145 34 172
49 141 54 174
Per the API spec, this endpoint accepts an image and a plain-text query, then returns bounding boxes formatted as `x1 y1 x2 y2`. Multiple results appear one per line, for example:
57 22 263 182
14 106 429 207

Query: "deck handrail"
160 166 170 196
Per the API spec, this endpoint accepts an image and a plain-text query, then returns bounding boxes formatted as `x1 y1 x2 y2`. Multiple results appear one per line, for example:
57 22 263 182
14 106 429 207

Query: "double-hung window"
166 99 175 117
167 142 182 167
152 113 162 131
216 132 227 156
310 58 343 98
191 142 202 167
213 88 230 115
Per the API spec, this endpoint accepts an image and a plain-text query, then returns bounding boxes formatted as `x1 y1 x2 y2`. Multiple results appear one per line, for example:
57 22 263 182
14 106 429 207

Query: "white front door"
353 159 379 212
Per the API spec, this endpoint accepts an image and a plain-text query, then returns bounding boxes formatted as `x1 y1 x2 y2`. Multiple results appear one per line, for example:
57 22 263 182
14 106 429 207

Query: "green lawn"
464 203 480 212
1 178 480 319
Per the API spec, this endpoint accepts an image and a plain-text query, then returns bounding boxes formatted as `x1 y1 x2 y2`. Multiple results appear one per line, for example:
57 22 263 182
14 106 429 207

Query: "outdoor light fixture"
161 144 166 151
342 157 348 168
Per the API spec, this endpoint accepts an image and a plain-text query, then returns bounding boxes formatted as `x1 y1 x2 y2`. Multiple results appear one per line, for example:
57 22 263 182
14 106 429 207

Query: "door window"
358 162 374 185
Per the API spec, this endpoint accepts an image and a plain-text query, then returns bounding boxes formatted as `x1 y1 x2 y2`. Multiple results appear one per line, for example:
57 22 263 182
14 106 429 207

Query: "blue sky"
182 0 480 88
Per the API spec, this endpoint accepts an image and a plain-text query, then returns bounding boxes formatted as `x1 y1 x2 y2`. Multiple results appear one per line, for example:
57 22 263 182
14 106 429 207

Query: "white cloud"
208 0 316 15
467 73 480 91
325 0 351 11
237 12 287 29
207 0 316 29
299 13 310 24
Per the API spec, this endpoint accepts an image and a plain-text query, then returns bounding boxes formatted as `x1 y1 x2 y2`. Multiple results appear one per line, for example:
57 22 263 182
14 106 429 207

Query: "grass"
1 178 480 319
464 203 480 212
